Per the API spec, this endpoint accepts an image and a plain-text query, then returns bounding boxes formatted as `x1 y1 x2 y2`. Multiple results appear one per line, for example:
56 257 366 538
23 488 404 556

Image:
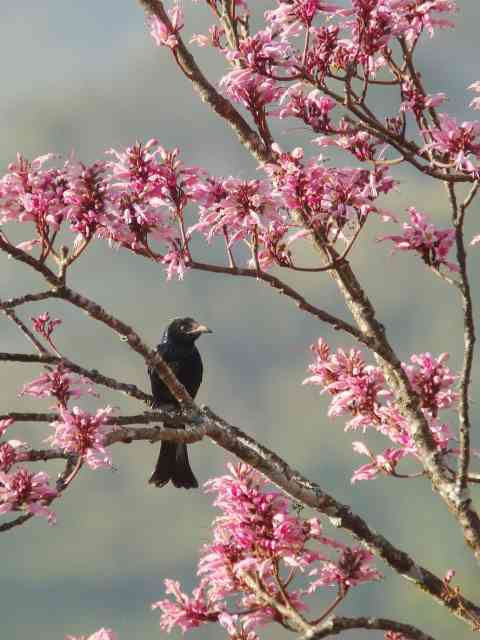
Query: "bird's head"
164 317 212 344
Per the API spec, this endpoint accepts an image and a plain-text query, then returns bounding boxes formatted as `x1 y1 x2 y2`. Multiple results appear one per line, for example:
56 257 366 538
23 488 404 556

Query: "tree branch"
1 303 50 356
189 261 373 349
0 352 151 404
2 403 479 625
307 615 436 640
446 182 477 497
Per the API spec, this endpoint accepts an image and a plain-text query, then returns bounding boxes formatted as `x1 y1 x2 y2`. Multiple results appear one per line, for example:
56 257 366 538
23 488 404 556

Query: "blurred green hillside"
1 2 479 639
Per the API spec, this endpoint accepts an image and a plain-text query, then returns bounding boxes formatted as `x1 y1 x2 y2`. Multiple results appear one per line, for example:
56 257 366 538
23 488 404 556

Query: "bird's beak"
190 323 212 335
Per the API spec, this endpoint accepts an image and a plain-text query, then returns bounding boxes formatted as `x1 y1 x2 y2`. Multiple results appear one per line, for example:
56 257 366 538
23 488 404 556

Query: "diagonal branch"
2 404 479 626
189 261 372 349
199 406 480 629
1 304 49 356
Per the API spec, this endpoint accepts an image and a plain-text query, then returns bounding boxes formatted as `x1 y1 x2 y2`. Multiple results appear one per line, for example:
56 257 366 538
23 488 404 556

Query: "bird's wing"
148 344 186 406
148 356 183 380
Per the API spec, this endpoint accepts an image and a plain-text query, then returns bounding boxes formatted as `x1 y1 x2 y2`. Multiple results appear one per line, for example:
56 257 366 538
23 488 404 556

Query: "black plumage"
148 317 211 489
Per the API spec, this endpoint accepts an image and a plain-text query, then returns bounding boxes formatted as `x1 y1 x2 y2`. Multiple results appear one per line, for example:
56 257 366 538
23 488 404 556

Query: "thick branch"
198 406 480 628
1 413 204 444
319 244 480 557
3 403 479 626
307 615 436 640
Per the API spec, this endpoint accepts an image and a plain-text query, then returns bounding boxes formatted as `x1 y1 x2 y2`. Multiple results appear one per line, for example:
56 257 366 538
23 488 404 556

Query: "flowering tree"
1 1 480 639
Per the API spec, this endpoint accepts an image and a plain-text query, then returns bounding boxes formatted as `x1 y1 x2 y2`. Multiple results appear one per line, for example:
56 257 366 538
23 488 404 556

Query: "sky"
1 2 480 639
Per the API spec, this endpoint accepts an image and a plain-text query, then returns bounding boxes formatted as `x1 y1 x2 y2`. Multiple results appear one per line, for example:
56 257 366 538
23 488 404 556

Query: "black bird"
148 317 212 489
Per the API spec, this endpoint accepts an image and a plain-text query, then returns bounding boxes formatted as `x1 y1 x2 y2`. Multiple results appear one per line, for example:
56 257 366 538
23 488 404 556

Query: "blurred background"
1 2 479 639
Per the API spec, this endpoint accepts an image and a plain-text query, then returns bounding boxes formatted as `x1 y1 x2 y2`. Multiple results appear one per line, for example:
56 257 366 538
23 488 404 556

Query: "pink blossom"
148 3 183 49
423 114 480 175
218 612 260 640
226 28 293 76
304 24 343 81
276 84 337 133
63 160 108 240
268 150 395 243
384 633 409 640
266 1 343 38
378 206 458 272
0 418 14 437
65 629 118 640
50 406 116 469
155 463 381 634
351 443 407 482
305 337 458 475
0 153 65 228
444 569 456 584
190 26 225 49
0 468 57 522
190 177 281 246
162 247 188 280
31 312 62 340
471 234 480 246
220 70 283 111
315 124 379 162
468 81 480 111
307 547 381 590
19 363 97 406
152 579 220 632
0 440 26 473
304 338 387 429
104 142 195 256
400 79 446 118
403 352 458 416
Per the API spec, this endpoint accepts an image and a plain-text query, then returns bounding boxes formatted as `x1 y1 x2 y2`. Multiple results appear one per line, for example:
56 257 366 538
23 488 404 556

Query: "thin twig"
446 182 477 494
0 290 58 310
1 304 49 356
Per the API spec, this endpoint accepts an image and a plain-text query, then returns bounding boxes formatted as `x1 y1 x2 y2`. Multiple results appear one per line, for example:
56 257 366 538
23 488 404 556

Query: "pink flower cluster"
0 142 202 279
379 206 458 272
31 311 62 340
148 3 184 49
0 418 57 523
304 338 458 481
0 153 65 255
424 114 480 176
186 0 456 95
0 467 57 523
401 79 446 119
50 406 116 470
0 331 116 525
153 463 381 634
19 363 97 407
